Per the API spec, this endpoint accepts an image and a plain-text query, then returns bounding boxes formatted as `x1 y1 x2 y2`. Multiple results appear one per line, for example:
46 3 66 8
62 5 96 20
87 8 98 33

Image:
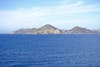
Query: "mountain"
65 26 98 34
14 24 63 34
96 29 100 33
13 24 99 34
14 28 38 34
37 24 63 34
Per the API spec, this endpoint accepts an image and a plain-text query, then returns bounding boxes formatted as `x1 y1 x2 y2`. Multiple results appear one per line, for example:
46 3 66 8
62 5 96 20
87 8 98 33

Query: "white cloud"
0 0 100 32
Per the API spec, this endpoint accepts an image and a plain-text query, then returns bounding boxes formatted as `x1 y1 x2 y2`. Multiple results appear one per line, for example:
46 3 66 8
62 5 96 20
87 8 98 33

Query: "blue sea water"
0 34 100 67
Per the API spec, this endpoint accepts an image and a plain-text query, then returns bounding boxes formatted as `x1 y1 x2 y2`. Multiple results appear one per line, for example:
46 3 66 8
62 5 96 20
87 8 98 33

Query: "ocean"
0 34 100 67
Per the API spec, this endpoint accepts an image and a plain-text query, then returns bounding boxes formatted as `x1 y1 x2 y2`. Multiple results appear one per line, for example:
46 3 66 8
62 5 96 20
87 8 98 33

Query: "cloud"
0 0 100 33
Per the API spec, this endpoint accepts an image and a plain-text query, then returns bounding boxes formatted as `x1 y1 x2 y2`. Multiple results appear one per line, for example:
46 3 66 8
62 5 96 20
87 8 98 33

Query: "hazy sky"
0 0 100 33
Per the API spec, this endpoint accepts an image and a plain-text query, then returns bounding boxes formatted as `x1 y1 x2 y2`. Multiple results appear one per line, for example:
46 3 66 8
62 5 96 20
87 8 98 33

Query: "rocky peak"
37 24 62 34
69 26 96 34
71 26 86 30
39 24 57 30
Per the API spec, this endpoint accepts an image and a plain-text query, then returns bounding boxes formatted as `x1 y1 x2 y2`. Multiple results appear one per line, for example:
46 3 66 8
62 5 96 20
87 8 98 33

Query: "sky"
0 0 100 33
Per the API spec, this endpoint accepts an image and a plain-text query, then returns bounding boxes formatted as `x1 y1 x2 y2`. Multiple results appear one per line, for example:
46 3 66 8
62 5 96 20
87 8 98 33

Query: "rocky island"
13 24 100 34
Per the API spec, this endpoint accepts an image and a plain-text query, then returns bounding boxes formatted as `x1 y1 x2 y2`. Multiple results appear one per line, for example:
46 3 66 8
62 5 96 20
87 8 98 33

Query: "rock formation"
14 24 99 34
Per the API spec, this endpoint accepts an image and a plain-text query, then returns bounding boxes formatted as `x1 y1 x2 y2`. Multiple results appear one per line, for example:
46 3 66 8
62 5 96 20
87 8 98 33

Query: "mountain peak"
69 26 97 34
72 26 83 30
43 24 53 27
40 24 57 30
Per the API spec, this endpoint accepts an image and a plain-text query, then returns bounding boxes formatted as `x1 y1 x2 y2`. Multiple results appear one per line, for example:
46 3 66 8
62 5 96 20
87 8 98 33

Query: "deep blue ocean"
0 34 100 67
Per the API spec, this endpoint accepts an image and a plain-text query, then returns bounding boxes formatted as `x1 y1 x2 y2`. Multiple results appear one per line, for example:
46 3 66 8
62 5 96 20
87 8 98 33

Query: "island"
13 24 100 34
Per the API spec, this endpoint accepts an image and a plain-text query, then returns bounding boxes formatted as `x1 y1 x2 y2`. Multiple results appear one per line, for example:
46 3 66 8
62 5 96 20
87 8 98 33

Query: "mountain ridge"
13 24 100 34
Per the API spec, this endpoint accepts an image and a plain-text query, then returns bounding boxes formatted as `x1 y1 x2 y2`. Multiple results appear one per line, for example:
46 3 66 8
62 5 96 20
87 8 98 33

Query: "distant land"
13 24 100 34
